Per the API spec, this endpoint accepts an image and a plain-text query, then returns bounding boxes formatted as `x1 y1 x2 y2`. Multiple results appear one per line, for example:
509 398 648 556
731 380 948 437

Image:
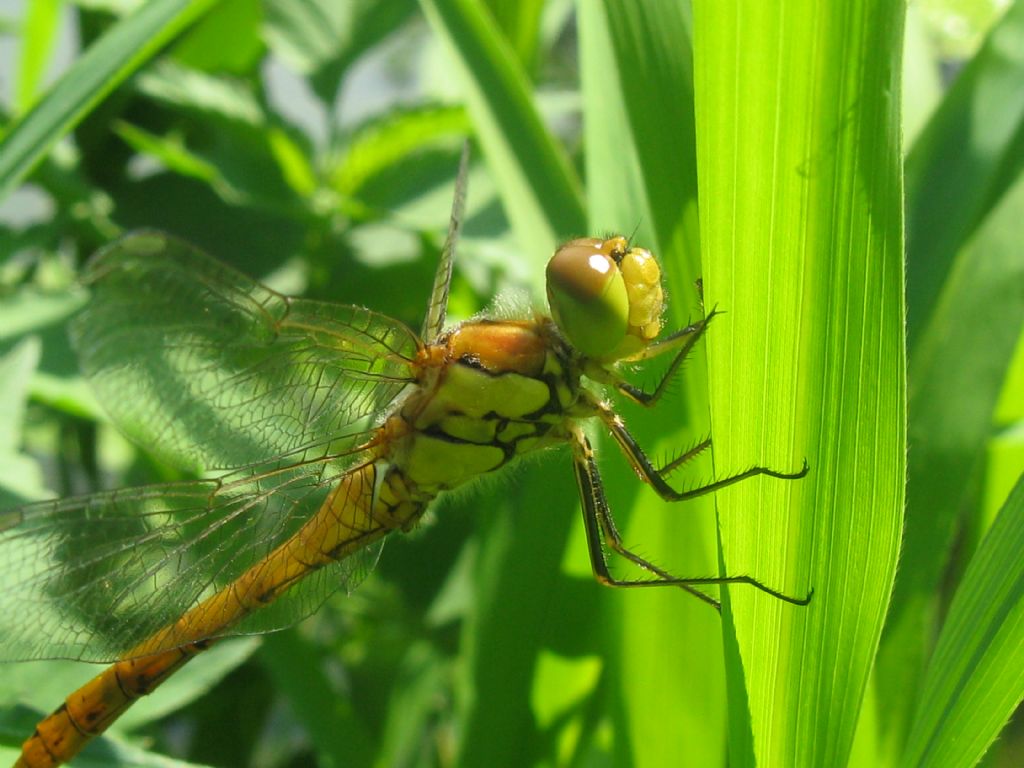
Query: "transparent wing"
0 446 385 663
72 231 422 472
421 142 469 342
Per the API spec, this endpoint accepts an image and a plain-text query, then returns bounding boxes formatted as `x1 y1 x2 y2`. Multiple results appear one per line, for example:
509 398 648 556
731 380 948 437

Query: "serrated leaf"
331 105 470 197
134 61 265 125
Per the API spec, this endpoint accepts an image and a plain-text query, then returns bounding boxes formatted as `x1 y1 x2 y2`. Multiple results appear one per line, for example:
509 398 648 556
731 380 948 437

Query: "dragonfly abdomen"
16 461 401 768
16 641 206 768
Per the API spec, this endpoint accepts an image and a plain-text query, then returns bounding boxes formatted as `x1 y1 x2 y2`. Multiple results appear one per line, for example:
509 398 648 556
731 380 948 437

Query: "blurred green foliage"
0 1 1021 767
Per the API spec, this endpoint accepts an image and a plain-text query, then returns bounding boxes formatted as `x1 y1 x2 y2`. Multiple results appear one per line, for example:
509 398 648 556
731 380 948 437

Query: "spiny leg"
658 436 712 477
571 428 720 608
570 429 811 609
613 308 719 407
586 393 809 503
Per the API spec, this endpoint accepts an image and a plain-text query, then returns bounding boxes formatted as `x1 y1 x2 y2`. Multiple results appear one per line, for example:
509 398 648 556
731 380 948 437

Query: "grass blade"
876 5 1024 758
15 0 64 111
0 0 219 201
693 2 906 766
900 472 1024 768
904 1 1024 350
418 0 585 271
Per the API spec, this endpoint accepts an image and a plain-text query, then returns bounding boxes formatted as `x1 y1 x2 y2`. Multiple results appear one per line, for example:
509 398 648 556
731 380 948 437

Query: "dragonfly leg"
570 429 811 609
587 394 809 503
612 308 719 407
658 436 712 477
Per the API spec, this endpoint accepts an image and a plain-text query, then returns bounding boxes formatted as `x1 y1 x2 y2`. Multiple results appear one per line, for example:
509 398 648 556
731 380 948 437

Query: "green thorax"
388 318 582 494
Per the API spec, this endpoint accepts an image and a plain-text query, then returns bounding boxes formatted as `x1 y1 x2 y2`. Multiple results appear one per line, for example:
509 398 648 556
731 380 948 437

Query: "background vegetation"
0 1 1021 767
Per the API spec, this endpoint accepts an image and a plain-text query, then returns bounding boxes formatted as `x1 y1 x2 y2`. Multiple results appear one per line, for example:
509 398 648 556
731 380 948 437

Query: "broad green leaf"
114 121 223 187
134 61 265 126
900 472 1024 768
419 0 585 277
113 121 306 213
0 0 221 201
120 63 313 213
263 0 353 74
693 4 906 768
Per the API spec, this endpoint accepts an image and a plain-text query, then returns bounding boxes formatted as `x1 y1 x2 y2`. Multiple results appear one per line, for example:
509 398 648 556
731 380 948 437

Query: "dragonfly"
0 148 808 767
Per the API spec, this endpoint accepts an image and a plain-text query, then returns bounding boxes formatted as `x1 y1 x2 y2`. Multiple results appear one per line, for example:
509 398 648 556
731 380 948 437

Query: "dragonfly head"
546 236 664 362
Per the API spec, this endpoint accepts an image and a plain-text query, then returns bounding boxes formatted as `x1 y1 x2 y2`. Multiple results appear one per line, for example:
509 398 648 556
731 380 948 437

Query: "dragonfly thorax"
384 319 583 496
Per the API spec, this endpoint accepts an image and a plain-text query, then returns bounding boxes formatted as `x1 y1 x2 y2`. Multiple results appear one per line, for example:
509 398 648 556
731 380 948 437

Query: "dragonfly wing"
421 142 469 342
73 231 422 472
0 450 382 663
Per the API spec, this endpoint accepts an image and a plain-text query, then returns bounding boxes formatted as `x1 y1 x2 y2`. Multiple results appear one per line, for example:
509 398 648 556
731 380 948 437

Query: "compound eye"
545 239 629 359
618 247 664 343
